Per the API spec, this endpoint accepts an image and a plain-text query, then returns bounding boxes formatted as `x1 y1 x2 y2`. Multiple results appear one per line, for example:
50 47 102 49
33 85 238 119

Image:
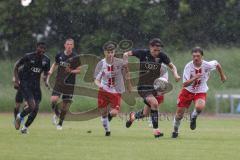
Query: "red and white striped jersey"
94 57 126 93
183 60 218 93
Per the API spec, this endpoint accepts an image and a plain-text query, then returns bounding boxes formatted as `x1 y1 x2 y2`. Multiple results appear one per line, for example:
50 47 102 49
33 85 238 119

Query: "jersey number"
107 65 115 87
193 68 202 89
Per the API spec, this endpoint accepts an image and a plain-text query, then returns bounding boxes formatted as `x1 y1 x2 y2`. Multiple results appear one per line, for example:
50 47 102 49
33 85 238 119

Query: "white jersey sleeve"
206 60 219 71
182 63 191 83
160 64 169 81
94 60 103 81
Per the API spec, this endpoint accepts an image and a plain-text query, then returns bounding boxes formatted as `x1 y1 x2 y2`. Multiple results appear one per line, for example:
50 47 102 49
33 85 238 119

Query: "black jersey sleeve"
71 55 81 69
132 49 146 59
17 54 29 67
43 58 51 75
55 53 60 64
160 52 171 65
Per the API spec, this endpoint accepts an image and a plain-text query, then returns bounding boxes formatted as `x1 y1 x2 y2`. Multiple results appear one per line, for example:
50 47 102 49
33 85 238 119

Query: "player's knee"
27 100 35 110
51 96 59 103
176 113 184 120
195 99 205 110
176 108 185 119
111 109 119 117
150 101 159 109
99 108 107 117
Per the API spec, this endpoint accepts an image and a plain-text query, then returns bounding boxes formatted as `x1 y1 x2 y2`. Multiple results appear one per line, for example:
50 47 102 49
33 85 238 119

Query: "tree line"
0 0 239 57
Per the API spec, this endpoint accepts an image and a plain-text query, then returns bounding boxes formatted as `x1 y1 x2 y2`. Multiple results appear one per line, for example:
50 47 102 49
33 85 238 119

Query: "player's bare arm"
94 79 102 88
68 66 81 74
183 73 202 87
48 62 58 75
167 63 181 82
47 62 58 85
216 63 227 82
123 51 133 58
42 71 49 88
13 59 22 89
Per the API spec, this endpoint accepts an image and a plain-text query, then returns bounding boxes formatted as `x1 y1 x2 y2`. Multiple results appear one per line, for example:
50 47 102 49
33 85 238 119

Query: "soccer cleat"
171 132 179 138
105 131 111 136
20 127 28 134
190 115 197 130
15 113 22 130
52 114 58 125
126 112 135 128
56 125 63 130
153 129 164 138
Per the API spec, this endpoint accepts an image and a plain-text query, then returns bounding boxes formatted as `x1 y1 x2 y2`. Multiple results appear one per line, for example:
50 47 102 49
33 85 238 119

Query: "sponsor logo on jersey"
144 63 158 70
31 67 41 73
60 61 70 67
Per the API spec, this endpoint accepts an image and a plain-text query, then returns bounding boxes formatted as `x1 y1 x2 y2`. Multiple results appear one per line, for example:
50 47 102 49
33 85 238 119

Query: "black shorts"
52 84 74 100
137 86 157 98
19 83 41 103
137 86 158 107
15 89 24 103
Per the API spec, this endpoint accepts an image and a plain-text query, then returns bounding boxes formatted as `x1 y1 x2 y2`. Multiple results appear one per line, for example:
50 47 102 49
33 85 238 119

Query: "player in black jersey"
124 38 181 138
13 42 50 134
48 38 81 130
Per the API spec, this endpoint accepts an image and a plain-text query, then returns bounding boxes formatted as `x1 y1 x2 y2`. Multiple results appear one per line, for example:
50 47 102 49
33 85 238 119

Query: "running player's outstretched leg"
15 99 35 130
14 103 21 120
57 100 71 130
127 95 163 138
50 95 60 125
108 108 119 122
100 106 120 136
172 107 185 138
190 99 205 130
21 103 39 134
14 89 24 121
126 105 150 128
146 96 163 138
100 108 111 136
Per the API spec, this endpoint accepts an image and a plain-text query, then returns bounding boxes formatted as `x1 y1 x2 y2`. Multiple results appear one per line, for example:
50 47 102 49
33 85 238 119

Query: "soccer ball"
153 77 173 94
153 77 168 91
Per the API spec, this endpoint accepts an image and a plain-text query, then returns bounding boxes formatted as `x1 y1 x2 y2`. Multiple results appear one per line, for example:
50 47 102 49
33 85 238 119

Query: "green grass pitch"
0 114 240 160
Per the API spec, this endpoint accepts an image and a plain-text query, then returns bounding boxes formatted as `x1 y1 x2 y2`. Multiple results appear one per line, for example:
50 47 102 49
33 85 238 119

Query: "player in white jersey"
172 47 227 138
94 42 130 136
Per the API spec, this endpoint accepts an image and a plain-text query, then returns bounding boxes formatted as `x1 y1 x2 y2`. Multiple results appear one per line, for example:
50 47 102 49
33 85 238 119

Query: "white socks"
173 117 181 133
101 117 110 132
191 109 200 119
